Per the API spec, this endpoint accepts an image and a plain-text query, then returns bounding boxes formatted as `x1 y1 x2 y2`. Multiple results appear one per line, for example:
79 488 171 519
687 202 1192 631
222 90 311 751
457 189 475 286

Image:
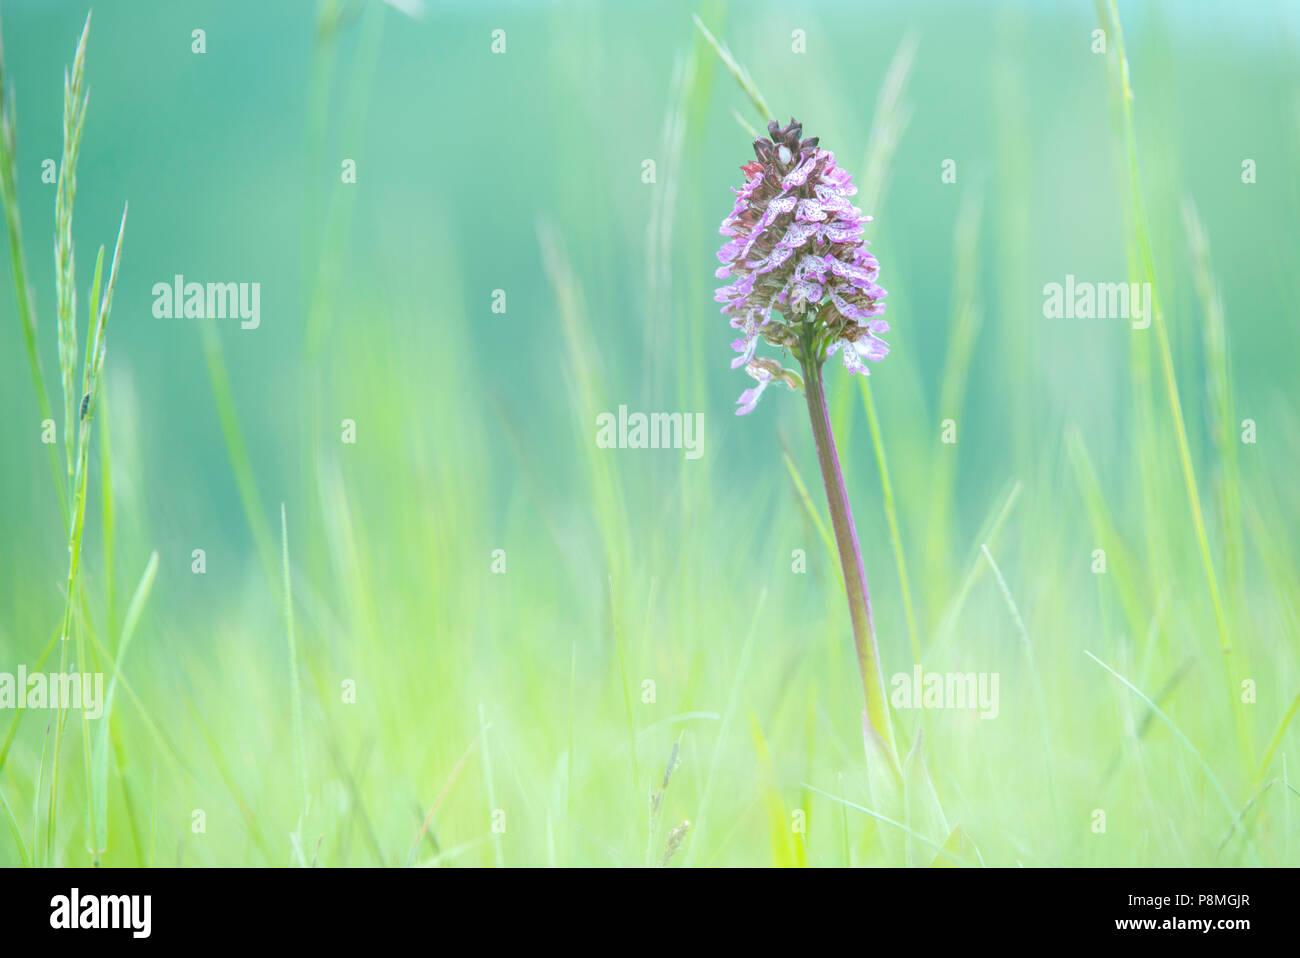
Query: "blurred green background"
1 0 1298 866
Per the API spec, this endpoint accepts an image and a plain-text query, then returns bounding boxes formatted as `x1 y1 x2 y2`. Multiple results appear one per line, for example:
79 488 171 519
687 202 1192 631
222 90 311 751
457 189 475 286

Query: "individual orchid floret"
735 357 803 416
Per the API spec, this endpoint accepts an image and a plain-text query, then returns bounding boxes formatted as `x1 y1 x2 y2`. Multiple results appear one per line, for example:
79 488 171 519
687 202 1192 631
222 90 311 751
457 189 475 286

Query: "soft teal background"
1 1 1296 562
0 0 1297 866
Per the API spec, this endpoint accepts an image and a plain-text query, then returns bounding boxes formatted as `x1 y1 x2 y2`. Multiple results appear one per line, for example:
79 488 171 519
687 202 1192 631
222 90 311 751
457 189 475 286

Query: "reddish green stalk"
799 346 895 757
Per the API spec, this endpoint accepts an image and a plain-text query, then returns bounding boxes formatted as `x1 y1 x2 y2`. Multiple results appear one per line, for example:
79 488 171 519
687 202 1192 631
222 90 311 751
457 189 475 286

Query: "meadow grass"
1 12 128 867
0 2 1297 868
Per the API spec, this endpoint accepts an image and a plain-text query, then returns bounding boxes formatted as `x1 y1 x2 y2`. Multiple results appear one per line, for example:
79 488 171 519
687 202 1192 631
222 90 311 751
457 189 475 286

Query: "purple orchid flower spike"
715 117 889 416
714 118 897 757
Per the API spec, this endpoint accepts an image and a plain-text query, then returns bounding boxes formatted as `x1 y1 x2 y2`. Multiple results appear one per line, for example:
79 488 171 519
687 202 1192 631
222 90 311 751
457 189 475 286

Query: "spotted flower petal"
715 118 889 411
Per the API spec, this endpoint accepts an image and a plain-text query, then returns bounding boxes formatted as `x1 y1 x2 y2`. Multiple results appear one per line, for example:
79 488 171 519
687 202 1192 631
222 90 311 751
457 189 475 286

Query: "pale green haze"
0 0 1297 867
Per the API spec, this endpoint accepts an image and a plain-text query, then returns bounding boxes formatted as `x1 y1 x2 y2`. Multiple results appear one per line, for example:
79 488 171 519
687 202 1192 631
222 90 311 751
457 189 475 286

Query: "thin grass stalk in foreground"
1097 0 1248 765
45 17 93 857
408 728 483 866
1066 428 1147 625
690 14 772 125
855 34 920 664
803 782 972 866
1084 649 1260 865
281 503 309 845
54 212 125 861
0 23 68 521
860 383 919 664
1259 689 1300 781
92 551 158 858
934 478 1021 651
856 33 918 218
1096 3 1167 604
781 448 835 561
203 320 279 584
981 544 1059 858
478 702 504 868
39 13 128 865
0 783 28 867
608 575 640 796
685 587 765 866
924 192 983 594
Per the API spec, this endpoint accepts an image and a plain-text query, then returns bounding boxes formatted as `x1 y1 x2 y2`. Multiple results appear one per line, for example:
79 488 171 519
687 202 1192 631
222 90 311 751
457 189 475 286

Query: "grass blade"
690 14 772 125
281 503 309 835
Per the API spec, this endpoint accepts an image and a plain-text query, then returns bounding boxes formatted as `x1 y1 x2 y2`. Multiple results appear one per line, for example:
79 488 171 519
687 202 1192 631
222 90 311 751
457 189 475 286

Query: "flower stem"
799 351 896 757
